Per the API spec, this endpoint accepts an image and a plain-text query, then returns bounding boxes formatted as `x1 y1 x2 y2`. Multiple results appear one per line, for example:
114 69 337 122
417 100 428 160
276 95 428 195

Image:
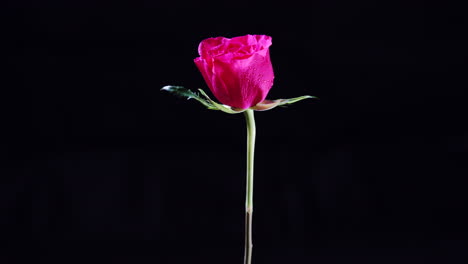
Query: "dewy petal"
211 51 274 109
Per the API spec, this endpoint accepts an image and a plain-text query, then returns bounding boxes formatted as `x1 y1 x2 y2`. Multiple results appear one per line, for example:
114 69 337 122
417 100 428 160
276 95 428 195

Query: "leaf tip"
161 85 184 92
161 85 172 91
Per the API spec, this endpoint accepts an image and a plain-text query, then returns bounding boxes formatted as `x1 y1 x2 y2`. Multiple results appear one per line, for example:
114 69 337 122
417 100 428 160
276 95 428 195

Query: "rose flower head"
194 34 274 109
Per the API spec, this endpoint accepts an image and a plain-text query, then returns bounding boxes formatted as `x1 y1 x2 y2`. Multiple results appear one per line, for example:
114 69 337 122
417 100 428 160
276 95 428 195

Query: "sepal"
250 95 317 111
197 89 246 114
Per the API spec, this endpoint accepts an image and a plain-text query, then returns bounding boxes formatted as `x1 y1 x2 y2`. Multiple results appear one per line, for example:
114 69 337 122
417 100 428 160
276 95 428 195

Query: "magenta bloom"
194 34 274 109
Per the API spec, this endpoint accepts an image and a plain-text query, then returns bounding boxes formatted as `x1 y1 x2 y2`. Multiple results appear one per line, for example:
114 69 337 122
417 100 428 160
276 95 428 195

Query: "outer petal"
211 51 274 109
194 57 215 94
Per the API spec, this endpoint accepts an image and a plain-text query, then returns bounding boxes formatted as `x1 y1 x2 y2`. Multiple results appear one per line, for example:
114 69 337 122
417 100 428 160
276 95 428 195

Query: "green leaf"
161 85 247 114
161 86 217 110
250 95 317 111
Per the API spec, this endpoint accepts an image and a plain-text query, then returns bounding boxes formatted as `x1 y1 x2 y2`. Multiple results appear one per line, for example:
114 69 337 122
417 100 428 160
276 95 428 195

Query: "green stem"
243 109 256 264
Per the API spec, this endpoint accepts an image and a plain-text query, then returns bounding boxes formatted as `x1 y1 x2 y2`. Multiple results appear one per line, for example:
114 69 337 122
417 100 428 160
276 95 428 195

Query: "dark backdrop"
2 2 467 264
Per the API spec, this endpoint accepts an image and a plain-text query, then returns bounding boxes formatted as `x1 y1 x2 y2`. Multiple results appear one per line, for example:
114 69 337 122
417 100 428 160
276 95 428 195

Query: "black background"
2 1 467 264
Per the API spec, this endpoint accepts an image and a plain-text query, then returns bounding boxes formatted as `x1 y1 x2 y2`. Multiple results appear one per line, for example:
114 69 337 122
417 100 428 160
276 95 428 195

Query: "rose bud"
194 34 274 110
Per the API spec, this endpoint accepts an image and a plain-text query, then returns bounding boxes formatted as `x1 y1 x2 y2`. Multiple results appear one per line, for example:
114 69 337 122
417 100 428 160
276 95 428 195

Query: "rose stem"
243 109 256 264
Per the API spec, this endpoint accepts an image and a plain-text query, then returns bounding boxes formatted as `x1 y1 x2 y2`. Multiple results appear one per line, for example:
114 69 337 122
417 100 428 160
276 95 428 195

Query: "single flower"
194 34 274 109
161 34 317 264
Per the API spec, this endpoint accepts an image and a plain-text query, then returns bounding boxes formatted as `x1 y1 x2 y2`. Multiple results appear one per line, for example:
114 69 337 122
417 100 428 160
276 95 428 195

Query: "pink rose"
194 34 274 109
